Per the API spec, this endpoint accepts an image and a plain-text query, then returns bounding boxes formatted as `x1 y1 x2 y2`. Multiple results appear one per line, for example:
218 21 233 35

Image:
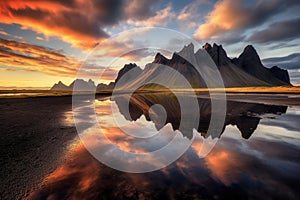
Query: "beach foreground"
1 92 299 199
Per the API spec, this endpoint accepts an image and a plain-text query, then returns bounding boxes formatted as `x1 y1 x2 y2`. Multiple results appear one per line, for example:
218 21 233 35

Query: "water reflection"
114 93 287 139
26 94 300 200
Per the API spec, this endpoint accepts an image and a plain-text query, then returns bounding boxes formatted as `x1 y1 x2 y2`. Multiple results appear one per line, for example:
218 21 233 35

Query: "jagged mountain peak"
51 79 96 91
115 63 143 85
176 42 196 66
203 42 229 66
177 43 195 57
243 45 256 52
51 80 69 91
52 43 292 91
203 42 212 50
153 52 169 65
113 43 291 88
239 45 260 61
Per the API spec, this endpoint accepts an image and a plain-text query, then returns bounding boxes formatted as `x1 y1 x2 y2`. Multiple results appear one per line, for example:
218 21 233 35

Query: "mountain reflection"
113 92 287 139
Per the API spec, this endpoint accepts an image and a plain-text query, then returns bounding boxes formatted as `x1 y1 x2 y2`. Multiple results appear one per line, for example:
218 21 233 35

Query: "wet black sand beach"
0 96 77 199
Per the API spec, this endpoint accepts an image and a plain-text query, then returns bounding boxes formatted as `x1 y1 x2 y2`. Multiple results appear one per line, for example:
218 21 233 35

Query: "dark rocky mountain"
114 43 292 88
115 63 143 84
52 43 292 91
268 66 290 84
236 45 290 85
51 79 96 91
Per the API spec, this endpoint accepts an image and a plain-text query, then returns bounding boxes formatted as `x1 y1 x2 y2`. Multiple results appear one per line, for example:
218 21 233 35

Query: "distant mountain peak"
51 79 96 91
51 81 68 90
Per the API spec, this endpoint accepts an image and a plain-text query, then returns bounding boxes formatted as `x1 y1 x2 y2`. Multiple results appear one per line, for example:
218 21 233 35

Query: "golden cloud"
0 37 117 80
194 0 248 40
193 0 299 41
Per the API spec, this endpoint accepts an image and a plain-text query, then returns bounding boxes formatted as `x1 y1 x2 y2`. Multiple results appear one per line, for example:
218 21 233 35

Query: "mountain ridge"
51 43 292 91
114 43 292 89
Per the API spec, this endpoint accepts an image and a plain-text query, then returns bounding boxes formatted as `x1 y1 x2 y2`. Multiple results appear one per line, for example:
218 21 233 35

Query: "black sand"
0 96 77 200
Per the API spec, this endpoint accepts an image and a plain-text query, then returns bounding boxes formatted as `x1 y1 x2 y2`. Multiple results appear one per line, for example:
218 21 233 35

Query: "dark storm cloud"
0 0 164 49
124 0 161 20
247 17 300 44
262 53 300 69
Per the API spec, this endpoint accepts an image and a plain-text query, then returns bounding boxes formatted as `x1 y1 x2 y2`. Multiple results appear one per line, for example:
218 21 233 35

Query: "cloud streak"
0 0 119 49
193 0 300 41
0 0 174 49
246 17 300 44
0 37 117 80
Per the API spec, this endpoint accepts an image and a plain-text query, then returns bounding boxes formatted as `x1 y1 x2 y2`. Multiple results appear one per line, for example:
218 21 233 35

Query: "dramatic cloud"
262 53 300 69
0 37 117 80
124 0 160 20
216 31 246 45
177 0 209 29
193 0 300 40
0 0 173 49
126 4 175 27
0 0 121 48
246 17 300 44
0 37 78 75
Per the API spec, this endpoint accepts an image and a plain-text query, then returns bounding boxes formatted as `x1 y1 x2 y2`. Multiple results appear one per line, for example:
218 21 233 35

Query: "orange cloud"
0 37 118 80
0 37 79 75
194 0 248 40
0 0 118 49
193 0 299 41
0 0 174 49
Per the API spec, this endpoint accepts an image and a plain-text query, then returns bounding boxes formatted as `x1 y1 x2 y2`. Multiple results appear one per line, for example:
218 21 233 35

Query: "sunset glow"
0 0 299 88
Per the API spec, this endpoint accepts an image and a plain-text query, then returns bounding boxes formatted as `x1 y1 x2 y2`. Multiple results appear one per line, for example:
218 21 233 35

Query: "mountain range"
114 43 291 89
51 43 291 91
50 79 114 91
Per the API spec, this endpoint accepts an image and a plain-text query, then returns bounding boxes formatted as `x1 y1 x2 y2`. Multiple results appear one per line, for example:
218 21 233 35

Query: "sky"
0 0 300 88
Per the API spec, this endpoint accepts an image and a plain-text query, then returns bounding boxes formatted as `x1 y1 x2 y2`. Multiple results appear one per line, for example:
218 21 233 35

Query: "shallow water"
0 92 45 97
27 93 300 199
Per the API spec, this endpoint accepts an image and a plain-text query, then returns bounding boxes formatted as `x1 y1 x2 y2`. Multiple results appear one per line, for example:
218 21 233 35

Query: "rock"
269 66 291 85
237 45 290 86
